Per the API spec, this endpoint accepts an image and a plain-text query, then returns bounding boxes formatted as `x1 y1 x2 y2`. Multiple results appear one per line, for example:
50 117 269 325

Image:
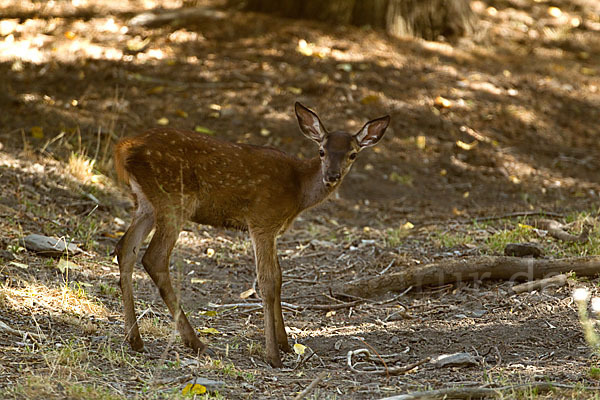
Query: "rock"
22 234 82 257
431 352 480 368
504 242 543 257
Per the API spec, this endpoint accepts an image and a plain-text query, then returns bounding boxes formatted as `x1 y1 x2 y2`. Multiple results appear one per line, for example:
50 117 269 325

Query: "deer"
113 102 390 367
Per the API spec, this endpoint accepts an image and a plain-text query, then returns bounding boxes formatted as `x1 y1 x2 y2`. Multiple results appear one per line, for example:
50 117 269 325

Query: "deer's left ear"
355 115 390 149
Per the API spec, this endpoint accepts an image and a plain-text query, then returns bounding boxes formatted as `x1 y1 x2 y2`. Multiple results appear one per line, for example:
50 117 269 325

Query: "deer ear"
295 102 327 143
355 115 390 149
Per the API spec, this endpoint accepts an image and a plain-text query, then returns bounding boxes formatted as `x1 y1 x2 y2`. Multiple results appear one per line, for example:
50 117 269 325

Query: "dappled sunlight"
1 281 109 318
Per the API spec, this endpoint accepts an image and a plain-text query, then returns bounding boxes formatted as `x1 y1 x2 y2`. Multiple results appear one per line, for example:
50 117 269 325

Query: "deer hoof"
128 336 145 352
279 342 293 353
267 353 283 368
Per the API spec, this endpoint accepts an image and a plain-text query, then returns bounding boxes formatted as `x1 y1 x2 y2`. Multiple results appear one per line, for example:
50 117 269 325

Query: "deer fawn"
114 103 390 367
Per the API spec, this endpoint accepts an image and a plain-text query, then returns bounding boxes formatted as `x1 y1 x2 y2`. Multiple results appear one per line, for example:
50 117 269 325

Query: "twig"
466 211 564 223
535 219 589 243
378 382 600 400
510 274 568 294
353 338 389 378
0 320 42 340
347 348 429 376
299 300 363 310
378 260 395 275
208 302 300 311
293 371 328 400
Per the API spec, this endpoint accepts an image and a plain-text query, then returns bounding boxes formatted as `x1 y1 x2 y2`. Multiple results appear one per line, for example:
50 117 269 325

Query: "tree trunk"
245 0 475 40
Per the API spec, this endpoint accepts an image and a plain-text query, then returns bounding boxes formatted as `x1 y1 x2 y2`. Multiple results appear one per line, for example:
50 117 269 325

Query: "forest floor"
1 0 600 398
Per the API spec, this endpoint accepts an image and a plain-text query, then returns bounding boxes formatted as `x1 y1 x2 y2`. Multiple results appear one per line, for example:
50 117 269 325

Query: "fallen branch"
293 371 328 400
347 348 430 376
0 320 42 340
510 274 568 294
535 219 589 243
342 256 600 298
129 7 226 27
379 382 600 399
468 210 564 223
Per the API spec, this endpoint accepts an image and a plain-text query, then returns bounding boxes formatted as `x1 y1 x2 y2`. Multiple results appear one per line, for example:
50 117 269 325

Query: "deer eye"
349 152 357 160
319 149 325 158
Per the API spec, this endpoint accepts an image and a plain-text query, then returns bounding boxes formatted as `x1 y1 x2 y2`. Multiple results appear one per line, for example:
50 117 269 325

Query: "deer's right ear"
295 102 327 143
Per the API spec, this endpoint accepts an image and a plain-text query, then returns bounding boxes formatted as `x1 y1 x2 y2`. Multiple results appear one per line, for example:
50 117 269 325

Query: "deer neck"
298 157 336 210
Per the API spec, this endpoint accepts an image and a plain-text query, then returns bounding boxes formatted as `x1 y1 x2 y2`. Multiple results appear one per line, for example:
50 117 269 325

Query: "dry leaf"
57 258 80 273
198 327 220 335
416 135 426 150
456 140 477 150
31 126 44 139
239 288 256 299
434 96 452 108
156 117 169 126
194 126 215 135
182 383 206 396
360 94 380 105
452 207 465 216
293 343 306 355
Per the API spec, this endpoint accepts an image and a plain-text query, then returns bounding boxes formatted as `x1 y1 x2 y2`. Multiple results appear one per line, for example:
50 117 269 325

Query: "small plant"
573 288 599 351
68 152 96 183
589 366 600 379
247 341 263 357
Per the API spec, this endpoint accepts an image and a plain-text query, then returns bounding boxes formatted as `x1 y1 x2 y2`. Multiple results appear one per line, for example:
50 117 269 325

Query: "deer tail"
113 138 136 184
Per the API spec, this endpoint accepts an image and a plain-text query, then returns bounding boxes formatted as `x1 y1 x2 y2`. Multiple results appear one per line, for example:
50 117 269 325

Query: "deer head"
295 102 390 188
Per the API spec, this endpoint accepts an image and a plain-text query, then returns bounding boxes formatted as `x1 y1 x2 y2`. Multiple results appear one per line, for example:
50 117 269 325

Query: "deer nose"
326 172 341 183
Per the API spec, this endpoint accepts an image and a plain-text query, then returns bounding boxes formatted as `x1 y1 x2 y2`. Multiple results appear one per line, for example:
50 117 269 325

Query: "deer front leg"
250 230 286 367
274 258 292 353
141 219 207 355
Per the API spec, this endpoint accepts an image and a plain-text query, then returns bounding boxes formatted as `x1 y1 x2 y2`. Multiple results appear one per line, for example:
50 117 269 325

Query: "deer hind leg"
250 230 288 367
141 216 206 355
115 181 155 351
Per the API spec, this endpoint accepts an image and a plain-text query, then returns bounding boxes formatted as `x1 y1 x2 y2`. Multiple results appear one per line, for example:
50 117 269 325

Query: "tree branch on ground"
342 256 600 297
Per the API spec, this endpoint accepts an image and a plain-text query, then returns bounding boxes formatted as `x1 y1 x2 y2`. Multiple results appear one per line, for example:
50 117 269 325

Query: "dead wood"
342 256 600 297
378 382 600 400
467 210 564 223
346 348 430 376
511 274 568 294
535 219 589 243
129 7 226 27
292 371 328 400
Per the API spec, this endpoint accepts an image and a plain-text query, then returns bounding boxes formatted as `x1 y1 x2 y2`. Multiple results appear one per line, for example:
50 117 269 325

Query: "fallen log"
342 256 600 298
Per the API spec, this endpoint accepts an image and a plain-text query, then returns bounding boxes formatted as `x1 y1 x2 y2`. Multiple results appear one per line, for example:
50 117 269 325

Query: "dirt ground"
1 0 600 398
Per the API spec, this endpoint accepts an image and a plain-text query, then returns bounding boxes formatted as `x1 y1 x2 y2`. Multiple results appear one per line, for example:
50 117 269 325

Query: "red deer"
114 103 390 367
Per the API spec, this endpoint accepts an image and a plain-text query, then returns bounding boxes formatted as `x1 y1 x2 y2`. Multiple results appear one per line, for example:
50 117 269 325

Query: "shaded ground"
1 0 600 398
